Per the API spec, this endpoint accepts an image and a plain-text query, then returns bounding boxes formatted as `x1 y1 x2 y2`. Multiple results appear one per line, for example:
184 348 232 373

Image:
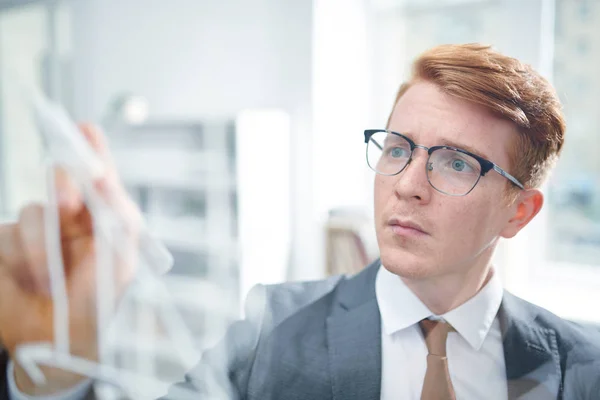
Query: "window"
547 0 600 269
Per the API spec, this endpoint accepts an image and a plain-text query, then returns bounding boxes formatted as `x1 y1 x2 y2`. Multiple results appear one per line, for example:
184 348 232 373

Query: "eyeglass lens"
366 131 482 196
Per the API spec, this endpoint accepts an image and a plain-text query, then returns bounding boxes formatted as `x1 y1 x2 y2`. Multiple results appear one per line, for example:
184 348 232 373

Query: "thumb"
53 167 91 240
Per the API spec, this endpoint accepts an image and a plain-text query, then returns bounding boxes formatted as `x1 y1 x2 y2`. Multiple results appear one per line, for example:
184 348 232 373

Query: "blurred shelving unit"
104 119 241 395
108 120 239 281
325 208 379 277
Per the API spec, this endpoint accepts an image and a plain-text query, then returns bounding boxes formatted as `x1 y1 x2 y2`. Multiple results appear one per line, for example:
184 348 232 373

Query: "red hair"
388 43 565 189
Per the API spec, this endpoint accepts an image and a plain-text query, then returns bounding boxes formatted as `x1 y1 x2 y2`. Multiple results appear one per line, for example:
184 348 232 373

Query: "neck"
401 257 495 315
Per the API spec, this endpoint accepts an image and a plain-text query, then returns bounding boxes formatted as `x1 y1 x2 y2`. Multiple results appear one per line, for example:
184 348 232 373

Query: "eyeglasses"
364 129 524 196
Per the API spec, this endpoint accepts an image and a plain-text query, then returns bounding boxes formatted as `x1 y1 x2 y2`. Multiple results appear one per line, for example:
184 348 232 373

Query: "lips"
388 217 429 236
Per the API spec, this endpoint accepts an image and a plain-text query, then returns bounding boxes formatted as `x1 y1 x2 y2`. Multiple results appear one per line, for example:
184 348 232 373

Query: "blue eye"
449 158 475 173
452 159 465 171
390 147 409 158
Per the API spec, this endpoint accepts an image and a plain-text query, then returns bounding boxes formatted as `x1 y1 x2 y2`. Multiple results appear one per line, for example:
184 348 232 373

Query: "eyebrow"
392 131 492 161
437 138 491 160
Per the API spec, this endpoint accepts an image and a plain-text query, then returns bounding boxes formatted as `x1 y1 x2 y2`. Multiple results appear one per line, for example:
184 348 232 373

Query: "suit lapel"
500 292 562 399
327 261 382 400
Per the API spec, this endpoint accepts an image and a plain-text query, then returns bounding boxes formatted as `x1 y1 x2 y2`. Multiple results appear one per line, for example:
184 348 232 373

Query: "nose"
392 147 432 203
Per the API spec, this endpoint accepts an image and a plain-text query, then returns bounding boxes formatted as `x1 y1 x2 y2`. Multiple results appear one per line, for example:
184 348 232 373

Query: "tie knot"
419 319 454 356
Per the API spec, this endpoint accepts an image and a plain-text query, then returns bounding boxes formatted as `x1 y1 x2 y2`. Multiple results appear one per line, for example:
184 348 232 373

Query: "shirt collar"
375 264 503 351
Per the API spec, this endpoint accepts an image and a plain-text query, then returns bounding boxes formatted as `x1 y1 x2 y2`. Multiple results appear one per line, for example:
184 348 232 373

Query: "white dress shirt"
376 265 508 400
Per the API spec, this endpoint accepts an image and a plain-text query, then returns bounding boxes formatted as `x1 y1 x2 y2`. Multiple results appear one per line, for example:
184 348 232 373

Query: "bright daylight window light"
313 0 370 216
236 109 291 313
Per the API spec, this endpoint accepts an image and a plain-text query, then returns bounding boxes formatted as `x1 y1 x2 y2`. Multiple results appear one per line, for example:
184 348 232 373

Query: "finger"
94 177 139 218
54 166 84 218
0 265 28 353
77 124 132 216
76 123 141 280
77 123 111 161
77 123 119 178
56 124 140 257
0 223 18 266
53 166 93 240
0 223 36 292
94 179 142 278
18 204 51 294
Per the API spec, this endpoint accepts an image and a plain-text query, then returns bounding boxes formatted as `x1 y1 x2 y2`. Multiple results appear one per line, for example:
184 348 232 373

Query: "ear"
500 189 544 239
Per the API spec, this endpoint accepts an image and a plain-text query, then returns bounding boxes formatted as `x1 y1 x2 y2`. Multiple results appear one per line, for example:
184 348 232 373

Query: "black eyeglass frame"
364 129 525 196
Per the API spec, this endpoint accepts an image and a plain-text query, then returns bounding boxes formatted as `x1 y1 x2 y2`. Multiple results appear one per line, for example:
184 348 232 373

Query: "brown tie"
419 319 456 400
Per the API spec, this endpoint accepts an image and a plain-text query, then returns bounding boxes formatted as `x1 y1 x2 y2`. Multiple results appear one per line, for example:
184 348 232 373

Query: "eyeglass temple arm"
492 165 524 189
370 138 383 151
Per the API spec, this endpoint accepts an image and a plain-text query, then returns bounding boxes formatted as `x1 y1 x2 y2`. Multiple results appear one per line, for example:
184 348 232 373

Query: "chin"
379 246 436 280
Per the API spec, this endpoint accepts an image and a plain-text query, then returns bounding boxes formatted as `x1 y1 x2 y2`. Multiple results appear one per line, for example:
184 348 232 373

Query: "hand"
0 124 141 395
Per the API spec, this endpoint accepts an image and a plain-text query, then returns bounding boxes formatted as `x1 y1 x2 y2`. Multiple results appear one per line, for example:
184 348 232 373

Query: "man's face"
374 81 520 280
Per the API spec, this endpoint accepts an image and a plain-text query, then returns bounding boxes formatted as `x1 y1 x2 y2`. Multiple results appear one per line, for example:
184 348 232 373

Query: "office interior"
0 0 598 396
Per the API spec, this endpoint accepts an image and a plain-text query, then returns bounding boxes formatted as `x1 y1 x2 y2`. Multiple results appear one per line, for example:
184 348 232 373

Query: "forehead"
388 81 517 165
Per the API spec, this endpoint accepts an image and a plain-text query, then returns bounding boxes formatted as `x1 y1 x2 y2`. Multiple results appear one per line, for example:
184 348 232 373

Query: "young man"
1 44 599 399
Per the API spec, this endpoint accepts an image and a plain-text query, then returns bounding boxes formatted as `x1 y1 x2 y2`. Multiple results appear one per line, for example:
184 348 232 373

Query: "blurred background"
0 0 599 396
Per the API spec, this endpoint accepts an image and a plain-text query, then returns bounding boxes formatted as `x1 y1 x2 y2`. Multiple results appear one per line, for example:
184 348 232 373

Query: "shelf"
145 215 238 255
112 148 235 190
123 174 236 191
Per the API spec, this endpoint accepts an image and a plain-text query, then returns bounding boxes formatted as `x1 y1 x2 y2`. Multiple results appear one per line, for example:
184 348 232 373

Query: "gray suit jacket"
161 260 600 399
2 260 600 399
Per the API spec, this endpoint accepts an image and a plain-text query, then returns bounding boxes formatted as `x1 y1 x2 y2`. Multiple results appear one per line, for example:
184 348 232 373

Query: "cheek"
373 177 385 212
437 199 501 249
374 176 395 209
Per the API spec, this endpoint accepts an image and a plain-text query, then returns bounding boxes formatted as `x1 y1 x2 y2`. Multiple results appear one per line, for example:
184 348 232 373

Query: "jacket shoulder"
253 275 344 331
505 293 600 359
502 293 600 398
